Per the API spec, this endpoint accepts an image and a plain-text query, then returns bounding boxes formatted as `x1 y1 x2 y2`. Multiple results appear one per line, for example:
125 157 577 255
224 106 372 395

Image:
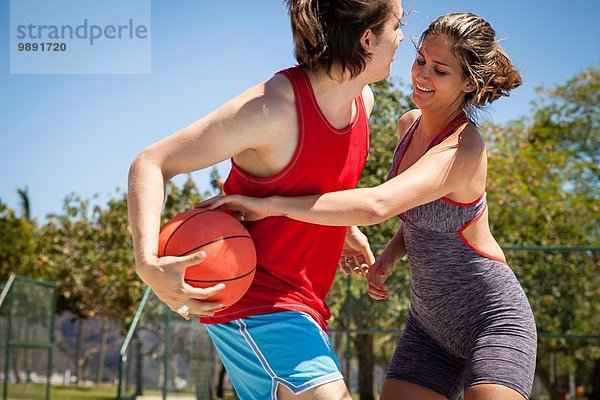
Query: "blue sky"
1 0 599 220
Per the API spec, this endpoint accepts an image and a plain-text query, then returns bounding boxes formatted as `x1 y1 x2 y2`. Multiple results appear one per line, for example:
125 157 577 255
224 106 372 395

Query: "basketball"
158 208 257 308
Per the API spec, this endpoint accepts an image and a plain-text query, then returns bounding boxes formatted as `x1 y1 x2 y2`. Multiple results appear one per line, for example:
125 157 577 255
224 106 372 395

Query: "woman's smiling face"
411 33 475 112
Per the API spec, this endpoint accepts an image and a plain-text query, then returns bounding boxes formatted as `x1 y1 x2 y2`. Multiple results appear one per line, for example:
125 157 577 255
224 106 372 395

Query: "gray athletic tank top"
385 113 537 399
387 112 524 352
387 112 488 235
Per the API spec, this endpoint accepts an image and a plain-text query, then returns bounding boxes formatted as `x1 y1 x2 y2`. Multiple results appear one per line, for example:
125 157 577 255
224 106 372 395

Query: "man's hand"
339 226 375 276
136 251 227 320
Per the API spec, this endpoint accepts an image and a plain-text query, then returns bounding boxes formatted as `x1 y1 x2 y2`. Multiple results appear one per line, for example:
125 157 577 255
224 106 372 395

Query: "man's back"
200 66 370 329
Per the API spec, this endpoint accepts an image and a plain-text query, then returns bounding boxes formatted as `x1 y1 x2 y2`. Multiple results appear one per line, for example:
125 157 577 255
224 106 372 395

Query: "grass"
5 384 240 399
6 383 115 400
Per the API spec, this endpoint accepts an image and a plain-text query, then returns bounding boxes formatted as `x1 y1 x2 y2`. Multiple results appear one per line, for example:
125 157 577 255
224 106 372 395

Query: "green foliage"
0 200 34 281
484 67 600 378
1 172 216 332
485 66 599 318
351 79 414 334
530 66 599 197
28 192 139 321
162 174 209 222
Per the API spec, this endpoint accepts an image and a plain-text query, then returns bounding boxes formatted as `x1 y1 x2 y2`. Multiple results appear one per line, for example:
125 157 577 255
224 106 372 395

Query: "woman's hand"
366 252 395 300
136 252 227 320
196 195 275 221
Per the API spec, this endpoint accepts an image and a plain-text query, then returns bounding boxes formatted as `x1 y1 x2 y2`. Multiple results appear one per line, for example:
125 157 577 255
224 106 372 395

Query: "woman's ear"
463 78 477 94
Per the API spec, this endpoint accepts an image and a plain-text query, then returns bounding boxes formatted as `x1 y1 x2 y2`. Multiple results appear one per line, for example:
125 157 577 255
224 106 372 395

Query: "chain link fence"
0 275 57 400
2 246 598 399
118 289 214 400
329 246 600 400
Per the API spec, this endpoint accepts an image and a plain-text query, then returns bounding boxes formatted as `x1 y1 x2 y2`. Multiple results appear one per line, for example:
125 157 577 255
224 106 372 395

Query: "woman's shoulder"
396 109 422 139
449 121 486 166
458 120 485 151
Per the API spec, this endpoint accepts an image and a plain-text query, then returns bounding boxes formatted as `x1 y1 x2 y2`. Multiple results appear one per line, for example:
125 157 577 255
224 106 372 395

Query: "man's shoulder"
223 73 296 141
239 73 296 131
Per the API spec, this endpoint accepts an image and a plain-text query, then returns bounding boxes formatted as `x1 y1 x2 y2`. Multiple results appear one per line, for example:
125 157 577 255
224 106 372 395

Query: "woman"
128 0 405 398
200 13 537 400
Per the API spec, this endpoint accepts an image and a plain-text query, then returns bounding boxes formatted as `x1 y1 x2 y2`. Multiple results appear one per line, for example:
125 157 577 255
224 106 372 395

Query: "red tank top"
199 66 369 330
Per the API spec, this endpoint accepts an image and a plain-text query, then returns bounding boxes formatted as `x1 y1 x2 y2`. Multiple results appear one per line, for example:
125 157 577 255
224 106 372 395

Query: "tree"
0 201 34 281
21 173 215 383
485 66 599 398
0 202 34 384
16 187 31 222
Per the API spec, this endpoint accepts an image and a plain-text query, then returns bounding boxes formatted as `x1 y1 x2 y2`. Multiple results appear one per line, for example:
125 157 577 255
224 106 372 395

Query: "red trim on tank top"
229 69 306 185
458 202 507 264
441 192 486 207
297 67 361 135
427 112 469 149
392 113 467 178
391 118 420 177
393 113 475 212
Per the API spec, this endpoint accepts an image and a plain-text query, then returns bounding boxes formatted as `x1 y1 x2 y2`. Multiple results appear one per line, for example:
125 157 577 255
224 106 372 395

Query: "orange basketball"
158 208 257 308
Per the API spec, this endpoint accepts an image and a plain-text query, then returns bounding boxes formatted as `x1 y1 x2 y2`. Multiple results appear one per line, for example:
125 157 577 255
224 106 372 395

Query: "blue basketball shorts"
205 311 343 399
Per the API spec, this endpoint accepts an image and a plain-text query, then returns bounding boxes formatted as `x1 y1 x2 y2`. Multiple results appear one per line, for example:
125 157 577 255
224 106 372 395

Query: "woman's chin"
411 93 424 108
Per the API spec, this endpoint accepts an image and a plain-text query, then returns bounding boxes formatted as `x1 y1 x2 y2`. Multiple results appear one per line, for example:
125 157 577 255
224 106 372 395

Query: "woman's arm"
366 224 406 299
203 126 485 226
269 125 485 225
381 223 407 262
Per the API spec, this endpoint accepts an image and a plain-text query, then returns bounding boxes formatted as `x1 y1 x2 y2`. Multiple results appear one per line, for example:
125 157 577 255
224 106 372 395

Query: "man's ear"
360 29 375 53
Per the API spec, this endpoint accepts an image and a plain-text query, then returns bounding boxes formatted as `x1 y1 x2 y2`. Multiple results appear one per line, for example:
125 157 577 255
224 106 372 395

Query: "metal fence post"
1 275 15 400
345 274 352 390
45 281 58 400
118 286 151 400
163 305 171 400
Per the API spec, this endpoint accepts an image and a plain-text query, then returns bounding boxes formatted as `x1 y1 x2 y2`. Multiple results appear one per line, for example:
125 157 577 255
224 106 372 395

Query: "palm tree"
16 186 31 221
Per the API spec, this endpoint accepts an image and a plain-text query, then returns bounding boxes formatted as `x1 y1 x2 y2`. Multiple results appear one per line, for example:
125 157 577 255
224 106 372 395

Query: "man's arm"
128 77 292 316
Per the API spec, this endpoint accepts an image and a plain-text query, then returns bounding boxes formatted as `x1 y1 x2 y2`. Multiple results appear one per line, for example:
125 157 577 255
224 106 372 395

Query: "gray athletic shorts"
386 262 537 400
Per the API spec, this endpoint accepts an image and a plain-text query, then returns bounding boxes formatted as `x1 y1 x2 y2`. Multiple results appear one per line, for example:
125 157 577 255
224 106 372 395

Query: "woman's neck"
418 106 465 143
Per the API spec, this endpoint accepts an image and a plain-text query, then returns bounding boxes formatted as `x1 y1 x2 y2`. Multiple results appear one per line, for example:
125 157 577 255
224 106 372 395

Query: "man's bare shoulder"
200 73 296 154
222 73 296 142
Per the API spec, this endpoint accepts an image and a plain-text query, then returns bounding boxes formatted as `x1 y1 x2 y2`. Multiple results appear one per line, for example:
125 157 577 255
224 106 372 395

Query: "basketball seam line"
162 209 213 254
178 235 252 256
184 267 256 283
